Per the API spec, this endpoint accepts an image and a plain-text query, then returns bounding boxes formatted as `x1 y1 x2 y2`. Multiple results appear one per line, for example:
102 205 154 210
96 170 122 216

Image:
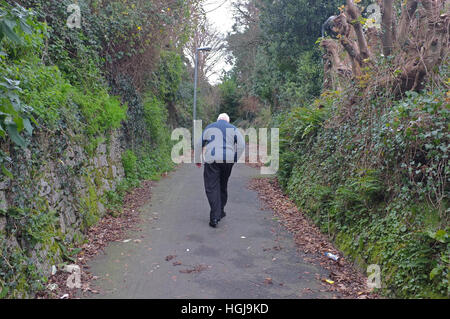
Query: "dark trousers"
203 162 234 221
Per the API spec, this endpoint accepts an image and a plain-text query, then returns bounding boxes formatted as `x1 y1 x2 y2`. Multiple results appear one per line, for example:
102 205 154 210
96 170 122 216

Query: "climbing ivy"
277 66 449 297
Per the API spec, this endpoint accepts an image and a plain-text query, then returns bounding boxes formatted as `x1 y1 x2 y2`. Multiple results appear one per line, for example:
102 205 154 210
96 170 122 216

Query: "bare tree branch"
185 17 227 81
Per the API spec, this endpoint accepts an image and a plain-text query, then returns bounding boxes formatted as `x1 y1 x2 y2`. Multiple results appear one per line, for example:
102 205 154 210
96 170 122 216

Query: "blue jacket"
197 120 245 163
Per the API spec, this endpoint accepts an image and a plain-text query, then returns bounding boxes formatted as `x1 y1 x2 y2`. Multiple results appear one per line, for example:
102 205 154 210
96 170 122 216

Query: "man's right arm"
194 132 204 165
195 126 212 166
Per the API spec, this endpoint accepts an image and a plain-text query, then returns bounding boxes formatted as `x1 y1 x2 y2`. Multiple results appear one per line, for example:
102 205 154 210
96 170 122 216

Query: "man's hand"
196 163 202 168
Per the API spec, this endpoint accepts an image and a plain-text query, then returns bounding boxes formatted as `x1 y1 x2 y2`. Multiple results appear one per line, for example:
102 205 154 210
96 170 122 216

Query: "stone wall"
0 129 124 297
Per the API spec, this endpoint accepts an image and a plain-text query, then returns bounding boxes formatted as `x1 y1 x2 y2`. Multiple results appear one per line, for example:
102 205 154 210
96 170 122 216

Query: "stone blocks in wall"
0 129 125 296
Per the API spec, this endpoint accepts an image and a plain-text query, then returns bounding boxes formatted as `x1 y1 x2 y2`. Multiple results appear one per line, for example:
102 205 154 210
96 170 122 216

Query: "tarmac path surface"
87 163 339 299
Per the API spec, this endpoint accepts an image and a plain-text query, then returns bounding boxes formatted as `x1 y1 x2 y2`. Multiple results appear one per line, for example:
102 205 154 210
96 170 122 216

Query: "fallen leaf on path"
248 176 379 299
179 265 208 274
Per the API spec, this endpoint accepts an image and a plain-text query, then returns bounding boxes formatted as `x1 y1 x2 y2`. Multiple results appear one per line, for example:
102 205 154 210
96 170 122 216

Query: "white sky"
203 0 236 84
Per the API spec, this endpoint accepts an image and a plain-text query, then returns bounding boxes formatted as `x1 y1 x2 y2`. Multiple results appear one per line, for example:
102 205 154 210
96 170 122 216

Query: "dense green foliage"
258 0 342 72
277 78 449 297
218 76 242 121
0 0 203 298
225 0 336 123
0 2 39 161
0 0 202 179
227 0 449 298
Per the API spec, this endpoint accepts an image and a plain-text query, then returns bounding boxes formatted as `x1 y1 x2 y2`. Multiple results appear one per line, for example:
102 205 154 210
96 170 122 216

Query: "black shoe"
220 211 226 219
209 219 218 228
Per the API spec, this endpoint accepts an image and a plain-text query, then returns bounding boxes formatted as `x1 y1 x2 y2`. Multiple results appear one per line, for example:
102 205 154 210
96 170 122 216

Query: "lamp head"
197 47 212 52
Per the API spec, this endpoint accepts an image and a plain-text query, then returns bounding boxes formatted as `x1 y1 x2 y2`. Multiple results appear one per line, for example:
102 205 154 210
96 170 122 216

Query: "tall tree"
185 15 227 82
321 0 449 94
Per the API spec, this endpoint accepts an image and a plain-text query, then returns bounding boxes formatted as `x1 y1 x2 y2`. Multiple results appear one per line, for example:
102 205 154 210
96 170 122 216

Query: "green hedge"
277 75 449 298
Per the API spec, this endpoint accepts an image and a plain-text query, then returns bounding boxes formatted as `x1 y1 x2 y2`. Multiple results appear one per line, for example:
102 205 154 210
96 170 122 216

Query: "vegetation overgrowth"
226 0 448 298
0 0 448 299
0 0 216 297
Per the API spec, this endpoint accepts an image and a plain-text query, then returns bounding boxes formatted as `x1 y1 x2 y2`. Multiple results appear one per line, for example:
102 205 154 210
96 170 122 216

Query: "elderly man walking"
195 113 245 228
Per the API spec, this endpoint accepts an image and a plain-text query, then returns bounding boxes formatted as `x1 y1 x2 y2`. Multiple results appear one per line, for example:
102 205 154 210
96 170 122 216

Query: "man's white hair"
217 113 230 123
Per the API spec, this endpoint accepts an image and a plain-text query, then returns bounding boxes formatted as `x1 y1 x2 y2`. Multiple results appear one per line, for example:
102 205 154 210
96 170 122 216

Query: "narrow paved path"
87 164 338 299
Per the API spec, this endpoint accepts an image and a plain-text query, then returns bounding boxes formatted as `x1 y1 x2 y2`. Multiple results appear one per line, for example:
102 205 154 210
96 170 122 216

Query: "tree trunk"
397 0 418 48
381 0 394 56
346 0 371 60
320 0 448 94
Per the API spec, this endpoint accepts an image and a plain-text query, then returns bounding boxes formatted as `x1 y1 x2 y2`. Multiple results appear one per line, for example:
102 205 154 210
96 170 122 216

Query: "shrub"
277 67 449 297
121 149 138 180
